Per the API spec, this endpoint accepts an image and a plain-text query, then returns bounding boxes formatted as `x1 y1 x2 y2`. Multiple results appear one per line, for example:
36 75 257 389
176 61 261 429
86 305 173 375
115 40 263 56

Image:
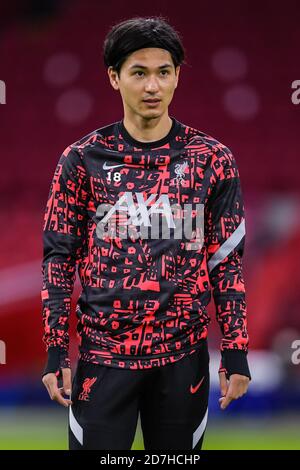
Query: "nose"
144 75 159 93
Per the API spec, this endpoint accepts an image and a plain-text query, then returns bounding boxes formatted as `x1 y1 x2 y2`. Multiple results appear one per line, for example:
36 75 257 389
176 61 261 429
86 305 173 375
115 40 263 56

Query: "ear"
108 66 119 91
174 65 180 89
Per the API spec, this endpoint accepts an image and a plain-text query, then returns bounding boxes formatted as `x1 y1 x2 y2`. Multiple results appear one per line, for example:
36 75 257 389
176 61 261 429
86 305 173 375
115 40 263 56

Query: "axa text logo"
95 191 204 250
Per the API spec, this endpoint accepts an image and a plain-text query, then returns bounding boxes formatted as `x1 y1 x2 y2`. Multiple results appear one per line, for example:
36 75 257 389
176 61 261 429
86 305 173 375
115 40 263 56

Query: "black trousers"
69 340 210 450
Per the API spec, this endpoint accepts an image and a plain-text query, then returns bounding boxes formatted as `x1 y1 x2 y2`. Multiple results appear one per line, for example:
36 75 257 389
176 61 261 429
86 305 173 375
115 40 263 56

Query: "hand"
42 368 73 407
218 372 249 410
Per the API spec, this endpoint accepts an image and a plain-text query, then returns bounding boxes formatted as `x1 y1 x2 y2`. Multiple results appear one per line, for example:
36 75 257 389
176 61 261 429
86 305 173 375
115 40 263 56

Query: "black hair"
103 16 185 75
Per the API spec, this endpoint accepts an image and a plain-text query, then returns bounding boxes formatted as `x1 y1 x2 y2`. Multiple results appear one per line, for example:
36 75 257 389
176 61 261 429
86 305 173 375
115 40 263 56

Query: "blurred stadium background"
0 0 299 450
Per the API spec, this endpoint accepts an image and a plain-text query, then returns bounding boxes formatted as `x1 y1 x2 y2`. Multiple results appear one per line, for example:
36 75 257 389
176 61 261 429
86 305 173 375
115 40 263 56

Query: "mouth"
143 99 161 106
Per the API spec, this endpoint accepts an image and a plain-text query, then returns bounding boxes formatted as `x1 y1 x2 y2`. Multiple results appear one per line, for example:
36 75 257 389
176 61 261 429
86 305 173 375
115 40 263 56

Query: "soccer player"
41 16 251 450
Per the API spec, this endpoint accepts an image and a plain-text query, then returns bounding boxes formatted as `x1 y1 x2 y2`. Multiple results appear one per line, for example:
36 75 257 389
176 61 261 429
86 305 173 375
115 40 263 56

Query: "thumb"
219 371 228 397
62 368 72 395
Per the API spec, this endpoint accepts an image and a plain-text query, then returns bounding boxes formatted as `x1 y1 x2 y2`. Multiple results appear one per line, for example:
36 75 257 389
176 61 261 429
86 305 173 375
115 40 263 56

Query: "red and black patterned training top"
42 116 250 378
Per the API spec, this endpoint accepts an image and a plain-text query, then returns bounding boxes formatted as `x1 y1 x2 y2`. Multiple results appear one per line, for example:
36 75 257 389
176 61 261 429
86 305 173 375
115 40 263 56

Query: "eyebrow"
129 63 173 70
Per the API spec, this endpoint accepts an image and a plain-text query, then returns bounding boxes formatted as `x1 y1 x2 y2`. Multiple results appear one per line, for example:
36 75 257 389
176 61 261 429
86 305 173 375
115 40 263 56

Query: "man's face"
108 48 180 120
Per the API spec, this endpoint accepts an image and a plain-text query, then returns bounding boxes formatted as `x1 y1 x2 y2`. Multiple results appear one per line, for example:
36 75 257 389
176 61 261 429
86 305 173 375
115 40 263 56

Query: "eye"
135 71 145 77
160 70 169 76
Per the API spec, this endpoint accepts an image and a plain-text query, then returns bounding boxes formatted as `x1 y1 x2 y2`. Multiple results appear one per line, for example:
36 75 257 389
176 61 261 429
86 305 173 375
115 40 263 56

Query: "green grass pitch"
0 409 299 450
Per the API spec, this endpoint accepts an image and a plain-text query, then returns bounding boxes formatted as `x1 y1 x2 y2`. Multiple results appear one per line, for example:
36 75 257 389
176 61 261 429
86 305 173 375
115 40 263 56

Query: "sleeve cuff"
219 349 251 380
42 346 70 377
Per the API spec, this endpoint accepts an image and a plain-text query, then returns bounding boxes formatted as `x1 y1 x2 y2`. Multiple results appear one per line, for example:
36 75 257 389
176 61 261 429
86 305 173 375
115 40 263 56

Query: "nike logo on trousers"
190 376 205 394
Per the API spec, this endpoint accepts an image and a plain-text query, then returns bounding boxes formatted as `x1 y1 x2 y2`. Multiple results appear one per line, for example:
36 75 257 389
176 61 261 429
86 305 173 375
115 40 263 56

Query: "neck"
122 112 172 143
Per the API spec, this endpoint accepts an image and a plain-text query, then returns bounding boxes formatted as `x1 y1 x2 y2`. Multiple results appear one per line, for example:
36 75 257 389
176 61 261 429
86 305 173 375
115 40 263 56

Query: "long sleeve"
41 146 88 376
205 145 251 379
